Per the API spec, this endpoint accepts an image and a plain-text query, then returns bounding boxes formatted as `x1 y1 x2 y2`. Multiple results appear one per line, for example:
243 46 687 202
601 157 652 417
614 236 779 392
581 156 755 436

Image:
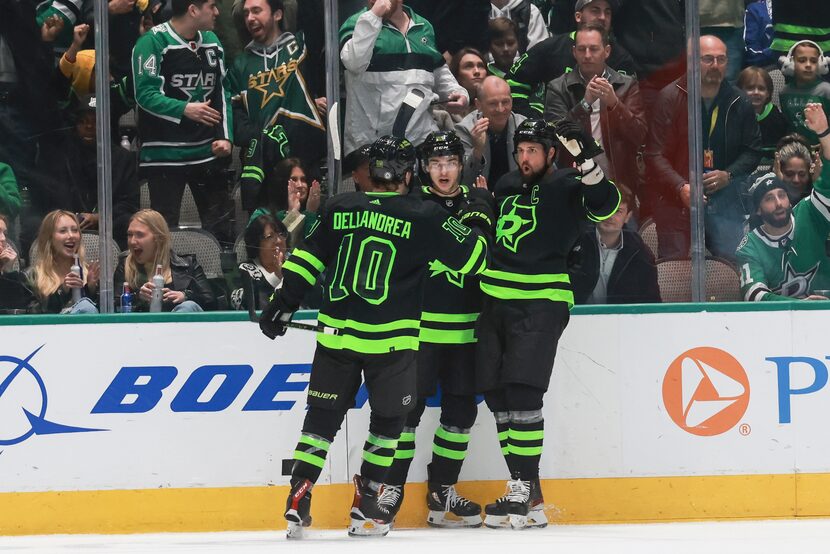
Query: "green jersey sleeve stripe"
283 260 316 286
480 283 574 306
483 269 570 284
457 236 487 275
291 249 326 272
317 313 420 333
421 312 479 323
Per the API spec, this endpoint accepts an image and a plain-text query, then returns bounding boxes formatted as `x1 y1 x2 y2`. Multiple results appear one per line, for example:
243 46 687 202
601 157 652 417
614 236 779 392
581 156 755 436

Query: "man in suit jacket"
456 75 526 190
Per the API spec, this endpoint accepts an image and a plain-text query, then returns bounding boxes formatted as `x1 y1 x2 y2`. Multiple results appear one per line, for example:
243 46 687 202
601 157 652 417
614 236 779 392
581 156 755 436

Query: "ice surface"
2 519 830 554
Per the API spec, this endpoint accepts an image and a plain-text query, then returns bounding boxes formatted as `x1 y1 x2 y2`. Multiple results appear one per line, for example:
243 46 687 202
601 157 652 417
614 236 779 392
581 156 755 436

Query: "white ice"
2 519 830 554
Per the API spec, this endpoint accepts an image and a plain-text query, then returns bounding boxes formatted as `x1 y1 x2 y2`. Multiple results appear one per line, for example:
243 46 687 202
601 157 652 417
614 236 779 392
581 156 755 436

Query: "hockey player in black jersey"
477 119 619 529
259 136 493 539
380 131 495 528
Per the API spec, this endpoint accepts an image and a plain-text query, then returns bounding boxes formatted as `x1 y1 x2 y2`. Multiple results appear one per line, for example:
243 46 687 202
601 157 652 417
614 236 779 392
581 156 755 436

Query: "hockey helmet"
369 135 416 182
419 131 464 165
513 118 558 153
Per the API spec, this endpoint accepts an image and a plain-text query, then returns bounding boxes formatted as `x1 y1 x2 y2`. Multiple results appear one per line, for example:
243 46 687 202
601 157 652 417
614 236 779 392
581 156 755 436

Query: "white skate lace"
443 485 472 509
378 484 402 511
505 479 530 503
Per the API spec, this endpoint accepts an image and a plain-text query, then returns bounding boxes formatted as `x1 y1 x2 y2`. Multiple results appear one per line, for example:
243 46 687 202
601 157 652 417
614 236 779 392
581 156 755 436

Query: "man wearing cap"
28 95 139 248
738 102 830 302
504 0 635 117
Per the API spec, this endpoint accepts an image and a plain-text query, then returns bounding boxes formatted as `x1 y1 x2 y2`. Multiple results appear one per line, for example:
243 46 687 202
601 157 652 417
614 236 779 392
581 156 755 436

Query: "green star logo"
181 81 213 102
496 196 537 253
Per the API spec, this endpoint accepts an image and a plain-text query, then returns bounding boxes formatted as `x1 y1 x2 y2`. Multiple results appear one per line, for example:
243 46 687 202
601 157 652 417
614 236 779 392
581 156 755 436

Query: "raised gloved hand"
554 119 604 165
259 292 294 340
458 192 495 234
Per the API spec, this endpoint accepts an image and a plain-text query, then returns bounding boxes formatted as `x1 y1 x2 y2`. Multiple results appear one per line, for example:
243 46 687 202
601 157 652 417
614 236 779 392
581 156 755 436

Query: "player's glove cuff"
579 159 604 185
459 210 493 233
259 293 294 340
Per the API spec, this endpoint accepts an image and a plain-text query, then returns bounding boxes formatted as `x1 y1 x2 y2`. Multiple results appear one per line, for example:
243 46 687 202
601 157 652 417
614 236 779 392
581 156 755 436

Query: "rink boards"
2 304 830 535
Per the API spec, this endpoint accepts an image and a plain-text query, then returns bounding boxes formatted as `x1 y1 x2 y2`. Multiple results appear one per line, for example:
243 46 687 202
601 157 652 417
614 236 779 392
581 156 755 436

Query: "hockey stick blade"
391 89 425 138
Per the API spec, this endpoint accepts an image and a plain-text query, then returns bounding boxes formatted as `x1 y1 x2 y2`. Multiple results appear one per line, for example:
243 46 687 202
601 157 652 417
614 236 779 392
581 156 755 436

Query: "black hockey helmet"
369 135 416 182
419 131 464 166
513 118 558 153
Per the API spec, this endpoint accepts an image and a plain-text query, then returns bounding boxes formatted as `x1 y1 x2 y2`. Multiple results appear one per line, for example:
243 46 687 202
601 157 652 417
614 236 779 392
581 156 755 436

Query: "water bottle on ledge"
150 264 164 313
121 282 133 313
70 254 83 305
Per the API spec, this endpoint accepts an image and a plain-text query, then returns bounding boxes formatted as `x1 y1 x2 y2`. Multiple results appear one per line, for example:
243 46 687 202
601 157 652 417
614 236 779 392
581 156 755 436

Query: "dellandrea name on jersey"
332 211 412 239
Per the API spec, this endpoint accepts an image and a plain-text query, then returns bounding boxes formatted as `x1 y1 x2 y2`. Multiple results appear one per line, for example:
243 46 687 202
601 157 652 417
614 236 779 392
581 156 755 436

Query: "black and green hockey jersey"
131 23 232 168
278 191 489 354
228 32 326 165
416 185 493 345
481 168 620 306
737 165 830 301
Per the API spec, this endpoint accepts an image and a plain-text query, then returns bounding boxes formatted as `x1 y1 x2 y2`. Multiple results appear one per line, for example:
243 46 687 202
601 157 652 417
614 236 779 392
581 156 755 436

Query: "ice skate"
348 475 392 537
284 478 313 539
378 484 405 524
483 478 547 530
426 482 482 528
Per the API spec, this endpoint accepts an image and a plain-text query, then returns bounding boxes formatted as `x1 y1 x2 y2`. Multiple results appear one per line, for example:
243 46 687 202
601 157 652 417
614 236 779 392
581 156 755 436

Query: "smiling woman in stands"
26 210 99 314
114 209 215 313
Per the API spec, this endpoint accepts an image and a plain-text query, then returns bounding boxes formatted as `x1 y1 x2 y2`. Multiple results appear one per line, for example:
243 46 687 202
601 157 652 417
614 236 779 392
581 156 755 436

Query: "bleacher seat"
656 257 741 303
638 217 658 259
170 227 223 279
234 234 248 265
139 182 202 228
770 68 785 109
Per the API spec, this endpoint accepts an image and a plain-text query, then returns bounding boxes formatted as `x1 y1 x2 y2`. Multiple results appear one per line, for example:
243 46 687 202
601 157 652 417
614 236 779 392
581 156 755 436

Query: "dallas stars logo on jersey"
428 259 465 288
773 262 819 297
497 195 537 253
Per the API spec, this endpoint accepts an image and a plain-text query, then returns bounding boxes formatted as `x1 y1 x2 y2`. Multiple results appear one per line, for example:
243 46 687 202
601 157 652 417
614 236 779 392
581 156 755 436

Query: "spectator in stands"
343 144 373 192
132 0 235 248
611 0 684 126
737 66 788 158
737 102 830 302
545 23 646 201
251 157 321 248
645 35 762 262
340 0 469 156
570 184 660 304
505 0 636 117
408 0 491 55
448 48 487 121
0 163 20 222
744 0 775 68
230 212 287 310
456 75 526 189
229 0 327 173
773 134 820 203
779 40 830 146
489 0 548 54
487 17 520 79
29 95 140 250
0 0 60 196
115 209 215 312
26 210 100 314
0 213 34 312
700 0 745 83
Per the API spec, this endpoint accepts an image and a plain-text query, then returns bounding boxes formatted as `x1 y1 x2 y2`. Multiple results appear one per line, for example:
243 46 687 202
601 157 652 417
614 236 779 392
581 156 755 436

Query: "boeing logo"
0 346 104 447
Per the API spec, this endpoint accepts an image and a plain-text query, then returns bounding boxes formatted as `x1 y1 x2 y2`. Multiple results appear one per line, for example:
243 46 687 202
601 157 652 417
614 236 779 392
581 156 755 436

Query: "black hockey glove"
259 292 294 340
554 119 604 165
458 194 495 235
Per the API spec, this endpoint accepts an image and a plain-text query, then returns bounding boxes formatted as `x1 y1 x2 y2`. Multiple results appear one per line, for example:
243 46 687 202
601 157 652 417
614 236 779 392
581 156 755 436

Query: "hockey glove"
458 194 495 235
259 292 294 340
554 119 604 165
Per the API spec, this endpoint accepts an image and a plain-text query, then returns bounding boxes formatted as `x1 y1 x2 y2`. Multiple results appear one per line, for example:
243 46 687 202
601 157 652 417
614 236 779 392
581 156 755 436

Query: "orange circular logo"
662 347 750 436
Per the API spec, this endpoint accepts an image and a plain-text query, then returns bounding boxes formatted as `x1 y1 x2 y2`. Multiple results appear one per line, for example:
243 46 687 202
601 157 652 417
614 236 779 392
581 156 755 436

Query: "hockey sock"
428 424 471 484
493 411 513 473
508 411 544 480
291 432 332 483
385 426 417 485
361 432 400 483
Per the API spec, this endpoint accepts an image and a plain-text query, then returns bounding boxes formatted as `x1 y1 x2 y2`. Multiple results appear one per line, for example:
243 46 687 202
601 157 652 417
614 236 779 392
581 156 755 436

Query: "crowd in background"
1 0 830 313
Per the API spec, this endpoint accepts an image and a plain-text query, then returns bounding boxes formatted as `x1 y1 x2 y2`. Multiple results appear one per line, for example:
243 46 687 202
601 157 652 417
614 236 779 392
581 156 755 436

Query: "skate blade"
427 511 482 528
483 514 511 529
526 508 548 529
286 522 305 540
348 517 390 537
